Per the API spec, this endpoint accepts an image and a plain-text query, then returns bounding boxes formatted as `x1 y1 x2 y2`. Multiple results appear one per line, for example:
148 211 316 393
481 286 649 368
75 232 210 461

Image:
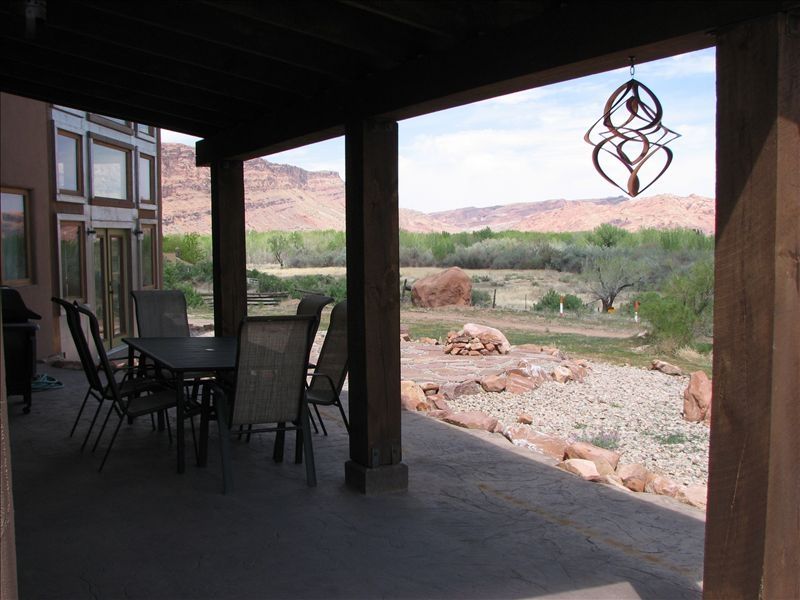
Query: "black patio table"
123 336 237 473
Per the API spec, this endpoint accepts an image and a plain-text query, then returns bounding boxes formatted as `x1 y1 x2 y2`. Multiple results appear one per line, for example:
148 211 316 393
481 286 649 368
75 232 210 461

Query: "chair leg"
245 424 253 443
199 386 211 467
70 388 92 437
337 401 350 433
164 410 173 445
98 415 124 472
301 409 317 487
273 423 286 463
294 425 303 465
92 401 117 453
308 409 319 434
216 395 233 494
313 404 328 436
81 397 105 452
150 413 156 430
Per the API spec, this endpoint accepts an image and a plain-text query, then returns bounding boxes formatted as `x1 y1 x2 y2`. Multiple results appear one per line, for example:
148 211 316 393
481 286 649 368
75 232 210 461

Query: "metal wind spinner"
585 59 681 197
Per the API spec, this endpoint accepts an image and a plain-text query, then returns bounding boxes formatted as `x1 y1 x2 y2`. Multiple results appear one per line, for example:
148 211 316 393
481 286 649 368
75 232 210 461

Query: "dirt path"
402 308 641 339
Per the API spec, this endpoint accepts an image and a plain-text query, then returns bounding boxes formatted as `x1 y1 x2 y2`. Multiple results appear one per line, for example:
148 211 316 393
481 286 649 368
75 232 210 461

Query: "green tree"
587 223 630 248
268 233 302 268
176 233 205 264
582 252 645 311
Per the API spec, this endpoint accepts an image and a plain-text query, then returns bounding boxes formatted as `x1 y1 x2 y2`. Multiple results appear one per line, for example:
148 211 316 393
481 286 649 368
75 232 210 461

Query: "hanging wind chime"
584 57 680 197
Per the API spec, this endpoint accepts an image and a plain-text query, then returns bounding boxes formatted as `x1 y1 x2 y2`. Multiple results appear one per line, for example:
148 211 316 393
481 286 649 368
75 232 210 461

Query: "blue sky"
163 48 715 213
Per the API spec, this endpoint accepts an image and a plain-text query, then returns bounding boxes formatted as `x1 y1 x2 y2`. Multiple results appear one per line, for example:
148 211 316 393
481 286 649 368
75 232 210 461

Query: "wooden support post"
704 12 799 599
210 160 247 337
344 118 407 494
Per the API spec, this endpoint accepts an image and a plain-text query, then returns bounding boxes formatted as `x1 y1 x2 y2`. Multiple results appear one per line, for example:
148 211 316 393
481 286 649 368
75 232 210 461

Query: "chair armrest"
306 372 338 396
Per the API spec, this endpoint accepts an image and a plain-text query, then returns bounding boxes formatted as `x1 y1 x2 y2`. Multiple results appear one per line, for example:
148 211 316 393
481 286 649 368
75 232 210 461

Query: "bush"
535 289 583 312
471 289 493 307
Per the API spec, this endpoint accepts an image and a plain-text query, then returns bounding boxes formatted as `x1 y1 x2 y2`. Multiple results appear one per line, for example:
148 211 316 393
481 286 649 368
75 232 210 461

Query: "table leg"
176 377 185 473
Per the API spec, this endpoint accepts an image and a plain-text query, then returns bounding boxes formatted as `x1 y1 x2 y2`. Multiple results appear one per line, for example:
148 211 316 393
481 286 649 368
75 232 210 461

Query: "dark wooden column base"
345 460 408 495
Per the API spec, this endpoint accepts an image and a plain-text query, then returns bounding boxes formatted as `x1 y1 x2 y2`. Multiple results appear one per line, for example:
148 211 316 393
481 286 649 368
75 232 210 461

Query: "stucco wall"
1 93 57 359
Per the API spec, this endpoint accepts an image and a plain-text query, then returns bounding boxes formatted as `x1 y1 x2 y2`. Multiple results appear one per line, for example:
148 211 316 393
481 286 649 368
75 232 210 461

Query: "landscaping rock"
400 325 411 342
683 371 712 423
564 441 622 470
677 484 708 509
505 370 542 394
616 463 649 492
650 359 683 376
400 380 429 412
454 380 482 397
503 425 568 460
561 361 588 382
559 459 600 480
598 473 628 490
552 365 573 383
443 411 498 432
420 382 440 394
517 413 533 425
645 473 680 498
426 394 450 411
480 373 507 393
411 267 472 308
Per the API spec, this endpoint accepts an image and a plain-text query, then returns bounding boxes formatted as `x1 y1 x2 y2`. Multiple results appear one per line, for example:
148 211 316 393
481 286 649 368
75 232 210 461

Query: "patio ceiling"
0 1 788 163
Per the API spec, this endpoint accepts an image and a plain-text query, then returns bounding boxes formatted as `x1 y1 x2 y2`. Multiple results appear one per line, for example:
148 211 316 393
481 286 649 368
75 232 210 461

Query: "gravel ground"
447 361 710 487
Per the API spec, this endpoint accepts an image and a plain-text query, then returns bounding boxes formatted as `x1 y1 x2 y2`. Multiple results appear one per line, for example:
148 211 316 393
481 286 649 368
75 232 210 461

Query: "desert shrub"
586 224 630 248
578 428 621 450
535 289 583 312
471 289 493 307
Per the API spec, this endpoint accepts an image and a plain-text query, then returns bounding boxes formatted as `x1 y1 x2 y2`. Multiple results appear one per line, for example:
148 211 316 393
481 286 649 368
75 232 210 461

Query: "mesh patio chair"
200 315 316 493
131 289 191 337
306 300 349 435
74 302 176 471
131 289 204 447
295 293 334 362
52 297 162 451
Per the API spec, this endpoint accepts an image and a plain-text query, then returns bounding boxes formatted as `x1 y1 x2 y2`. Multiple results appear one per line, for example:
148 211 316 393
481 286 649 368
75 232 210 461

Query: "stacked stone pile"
443 323 511 356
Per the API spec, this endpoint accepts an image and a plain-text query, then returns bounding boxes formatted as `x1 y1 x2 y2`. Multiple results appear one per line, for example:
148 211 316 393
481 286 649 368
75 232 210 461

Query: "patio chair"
74 302 176 471
201 315 316 493
131 289 204 445
295 293 334 362
306 300 349 435
52 297 162 450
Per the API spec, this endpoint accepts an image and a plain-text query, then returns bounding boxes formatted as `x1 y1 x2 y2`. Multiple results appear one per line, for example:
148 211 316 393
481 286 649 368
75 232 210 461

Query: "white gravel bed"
447 362 710 487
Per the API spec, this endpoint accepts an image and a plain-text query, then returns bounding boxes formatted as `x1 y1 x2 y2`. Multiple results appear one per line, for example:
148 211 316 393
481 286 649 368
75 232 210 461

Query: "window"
56 130 83 195
138 154 155 203
91 139 131 201
88 114 133 133
136 123 155 137
1 189 31 284
141 225 156 288
60 221 85 299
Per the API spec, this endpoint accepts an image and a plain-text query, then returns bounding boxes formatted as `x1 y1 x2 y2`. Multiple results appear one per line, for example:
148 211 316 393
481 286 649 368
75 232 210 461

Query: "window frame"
139 223 158 289
136 123 155 139
87 113 134 134
88 134 134 207
55 128 84 197
0 187 33 286
57 218 86 301
137 152 156 206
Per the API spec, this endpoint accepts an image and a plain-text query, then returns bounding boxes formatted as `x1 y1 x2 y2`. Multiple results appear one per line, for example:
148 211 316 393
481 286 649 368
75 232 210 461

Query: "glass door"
93 228 130 348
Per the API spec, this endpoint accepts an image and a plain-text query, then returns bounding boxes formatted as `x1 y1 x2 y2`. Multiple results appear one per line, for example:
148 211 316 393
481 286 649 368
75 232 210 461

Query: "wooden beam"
200 0 426 66
0 14 299 106
0 75 216 136
344 118 407 494
210 161 247 337
704 11 800 599
197 1 784 163
75 0 364 81
4 4 323 99
1 58 225 128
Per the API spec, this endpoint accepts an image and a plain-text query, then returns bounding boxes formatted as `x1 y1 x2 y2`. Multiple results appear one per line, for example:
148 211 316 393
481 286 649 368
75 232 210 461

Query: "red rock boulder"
683 371 712 423
411 267 472 308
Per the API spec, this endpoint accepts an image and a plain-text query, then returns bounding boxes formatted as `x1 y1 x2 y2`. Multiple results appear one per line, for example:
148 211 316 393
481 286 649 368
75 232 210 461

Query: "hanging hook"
629 56 636 78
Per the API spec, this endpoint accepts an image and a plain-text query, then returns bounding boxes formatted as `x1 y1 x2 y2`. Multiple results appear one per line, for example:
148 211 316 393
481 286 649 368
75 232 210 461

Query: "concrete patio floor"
7 366 705 599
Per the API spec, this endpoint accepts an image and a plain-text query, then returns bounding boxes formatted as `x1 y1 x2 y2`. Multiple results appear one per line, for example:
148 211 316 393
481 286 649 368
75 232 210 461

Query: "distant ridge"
161 143 714 235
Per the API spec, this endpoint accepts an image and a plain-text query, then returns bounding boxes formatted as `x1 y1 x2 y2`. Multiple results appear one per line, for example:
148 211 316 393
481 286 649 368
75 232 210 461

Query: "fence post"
492 289 496 309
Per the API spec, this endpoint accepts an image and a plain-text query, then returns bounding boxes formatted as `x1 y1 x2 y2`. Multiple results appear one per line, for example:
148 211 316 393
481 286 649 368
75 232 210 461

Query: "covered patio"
8 367 705 599
1 2 798 598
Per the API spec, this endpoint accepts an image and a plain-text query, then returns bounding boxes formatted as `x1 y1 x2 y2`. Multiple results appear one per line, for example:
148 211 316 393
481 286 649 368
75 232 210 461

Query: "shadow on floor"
8 367 704 599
